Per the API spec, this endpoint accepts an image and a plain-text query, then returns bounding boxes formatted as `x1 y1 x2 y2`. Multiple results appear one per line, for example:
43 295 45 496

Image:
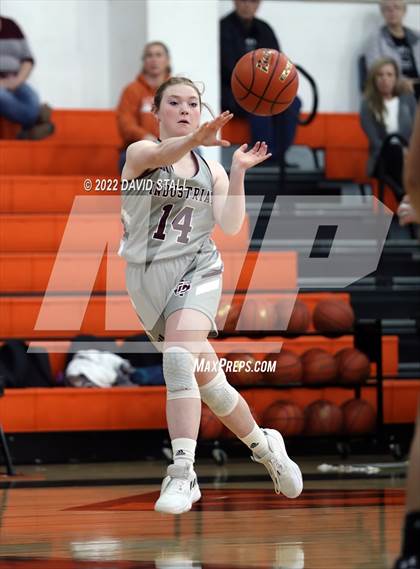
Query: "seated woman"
360 57 416 200
116 41 170 172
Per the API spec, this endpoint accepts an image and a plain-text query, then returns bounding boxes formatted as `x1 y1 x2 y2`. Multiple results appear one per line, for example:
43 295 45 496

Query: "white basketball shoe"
154 463 201 514
252 428 303 498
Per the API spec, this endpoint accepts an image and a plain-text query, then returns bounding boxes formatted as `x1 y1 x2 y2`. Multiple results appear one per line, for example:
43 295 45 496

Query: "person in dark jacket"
220 0 301 165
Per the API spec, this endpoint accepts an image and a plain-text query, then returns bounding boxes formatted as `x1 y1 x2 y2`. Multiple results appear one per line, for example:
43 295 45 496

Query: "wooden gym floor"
0 455 407 569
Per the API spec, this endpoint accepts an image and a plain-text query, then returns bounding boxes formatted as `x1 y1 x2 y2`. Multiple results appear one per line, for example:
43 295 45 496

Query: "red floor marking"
67 488 405 513
0 557 270 569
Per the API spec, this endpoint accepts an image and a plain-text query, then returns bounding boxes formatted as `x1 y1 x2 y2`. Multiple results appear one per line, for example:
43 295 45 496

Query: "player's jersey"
119 150 216 264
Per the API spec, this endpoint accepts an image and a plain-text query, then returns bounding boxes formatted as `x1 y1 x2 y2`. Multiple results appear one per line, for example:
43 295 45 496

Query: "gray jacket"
365 26 420 77
359 93 417 175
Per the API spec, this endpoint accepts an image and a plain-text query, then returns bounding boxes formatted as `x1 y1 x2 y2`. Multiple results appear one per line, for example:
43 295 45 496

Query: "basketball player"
394 103 420 569
120 76 303 514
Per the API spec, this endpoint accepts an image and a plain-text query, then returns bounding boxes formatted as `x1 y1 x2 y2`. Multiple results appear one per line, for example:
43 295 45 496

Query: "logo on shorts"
174 280 191 297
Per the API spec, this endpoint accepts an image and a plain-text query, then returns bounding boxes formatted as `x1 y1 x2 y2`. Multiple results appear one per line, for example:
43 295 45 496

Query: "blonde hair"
142 41 171 75
364 58 405 124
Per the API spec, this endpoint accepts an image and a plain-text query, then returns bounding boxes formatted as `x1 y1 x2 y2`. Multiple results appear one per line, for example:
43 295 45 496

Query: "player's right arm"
404 104 420 218
123 138 194 179
122 111 233 179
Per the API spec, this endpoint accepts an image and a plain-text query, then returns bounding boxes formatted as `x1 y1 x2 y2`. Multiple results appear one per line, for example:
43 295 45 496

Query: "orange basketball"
215 300 242 333
224 352 262 385
276 299 311 333
200 404 224 440
313 299 355 333
263 400 305 437
231 48 299 116
238 298 276 331
305 400 343 436
301 348 338 384
335 348 371 384
264 350 303 384
341 399 376 435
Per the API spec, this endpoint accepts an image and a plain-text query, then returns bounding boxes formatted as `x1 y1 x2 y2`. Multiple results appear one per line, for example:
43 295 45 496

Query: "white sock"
239 423 269 457
171 437 196 467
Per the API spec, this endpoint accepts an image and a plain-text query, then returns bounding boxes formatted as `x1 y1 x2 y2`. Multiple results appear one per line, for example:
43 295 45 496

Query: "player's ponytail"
201 101 216 119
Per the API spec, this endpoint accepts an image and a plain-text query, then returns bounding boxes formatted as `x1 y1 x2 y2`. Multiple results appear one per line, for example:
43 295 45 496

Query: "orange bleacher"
1 378 419 433
223 112 366 180
0 109 415 434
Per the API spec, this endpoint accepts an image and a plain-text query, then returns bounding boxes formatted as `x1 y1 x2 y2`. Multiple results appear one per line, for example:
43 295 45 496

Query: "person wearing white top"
360 57 416 198
384 97 400 134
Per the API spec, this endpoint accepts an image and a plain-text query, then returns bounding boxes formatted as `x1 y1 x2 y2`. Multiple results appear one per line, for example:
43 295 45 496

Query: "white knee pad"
199 368 239 417
163 346 200 400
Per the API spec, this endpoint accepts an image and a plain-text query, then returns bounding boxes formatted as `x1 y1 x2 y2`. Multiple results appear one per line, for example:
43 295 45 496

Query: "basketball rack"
194 318 400 465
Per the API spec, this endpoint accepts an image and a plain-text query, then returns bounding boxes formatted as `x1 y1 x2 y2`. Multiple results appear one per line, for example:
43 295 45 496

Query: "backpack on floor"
0 340 54 388
120 334 162 367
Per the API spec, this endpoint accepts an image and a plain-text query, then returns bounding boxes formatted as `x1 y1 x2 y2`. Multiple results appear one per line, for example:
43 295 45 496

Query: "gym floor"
0 455 407 569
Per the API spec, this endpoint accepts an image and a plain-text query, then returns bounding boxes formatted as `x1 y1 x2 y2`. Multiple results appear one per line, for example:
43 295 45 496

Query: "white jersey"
119 150 217 264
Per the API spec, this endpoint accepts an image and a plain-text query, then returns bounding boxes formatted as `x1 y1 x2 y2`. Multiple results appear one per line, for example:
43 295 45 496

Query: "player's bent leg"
197 346 303 499
251 429 303 499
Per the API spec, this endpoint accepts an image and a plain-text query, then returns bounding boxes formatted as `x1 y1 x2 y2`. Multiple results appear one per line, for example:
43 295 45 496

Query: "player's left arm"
210 160 245 236
210 142 271 235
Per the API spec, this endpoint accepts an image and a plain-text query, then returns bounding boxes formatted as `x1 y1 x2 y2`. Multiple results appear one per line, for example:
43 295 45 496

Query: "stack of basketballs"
215 296 357 335
200 297 377 441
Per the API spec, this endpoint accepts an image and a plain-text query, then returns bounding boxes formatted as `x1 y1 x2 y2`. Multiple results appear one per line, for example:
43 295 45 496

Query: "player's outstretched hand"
191 111 233 147
232 141 272 170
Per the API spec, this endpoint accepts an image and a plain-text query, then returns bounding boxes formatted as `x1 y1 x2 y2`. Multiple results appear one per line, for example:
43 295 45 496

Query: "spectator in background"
220 0 301 166
360 57 416 199
116 41 170 172
364 0 420 99
0 15 54 139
